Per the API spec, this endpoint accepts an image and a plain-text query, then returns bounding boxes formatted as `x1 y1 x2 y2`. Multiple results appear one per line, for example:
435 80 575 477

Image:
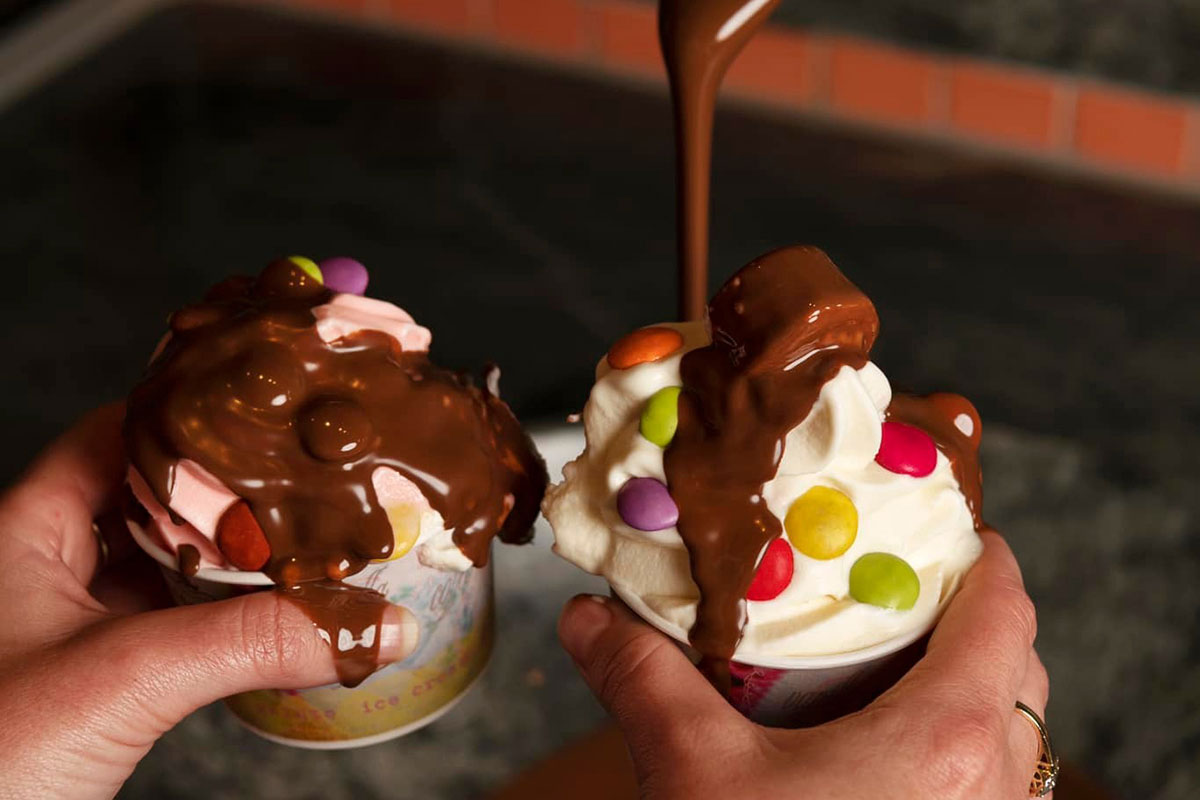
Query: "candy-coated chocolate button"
849 552 920 610
784 486 857 560
257 257 325 298
640 386 682 447
876 421 937 477
319 257 369 295
216 501 271 571
617 477 679 531
607 327 684 370
383 504 421 561
746 538 794 601
227 343 306 411
297 398 374 462
287 255 323 284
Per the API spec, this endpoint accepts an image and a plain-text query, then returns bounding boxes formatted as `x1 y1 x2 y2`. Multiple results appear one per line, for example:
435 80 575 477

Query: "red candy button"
876 421 937 477
216 501 271 571
606 326 684 370
746 538 794 602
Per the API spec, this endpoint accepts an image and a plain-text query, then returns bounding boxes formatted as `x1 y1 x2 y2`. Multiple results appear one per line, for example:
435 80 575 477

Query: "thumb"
558 595 742 765
70 589 419 737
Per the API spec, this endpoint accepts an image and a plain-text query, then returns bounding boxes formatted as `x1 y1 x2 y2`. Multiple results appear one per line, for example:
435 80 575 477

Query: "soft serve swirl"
544 247 982 679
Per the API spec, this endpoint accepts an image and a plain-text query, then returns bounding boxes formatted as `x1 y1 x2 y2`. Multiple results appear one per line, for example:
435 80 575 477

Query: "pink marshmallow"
128 467 228 569
371 467 432 511
312 294 432 352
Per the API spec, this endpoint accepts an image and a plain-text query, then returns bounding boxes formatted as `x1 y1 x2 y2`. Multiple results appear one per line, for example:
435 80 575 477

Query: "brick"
388 0 472 35
491 0 586 58
950 63 1057 149
596 0 662 76
725 27 811 107
1075 87 1187 175
829 37 937 125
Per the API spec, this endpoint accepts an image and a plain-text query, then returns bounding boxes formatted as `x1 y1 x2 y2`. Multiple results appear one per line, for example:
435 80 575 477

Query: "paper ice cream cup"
611 585 933 728
129 521 493 749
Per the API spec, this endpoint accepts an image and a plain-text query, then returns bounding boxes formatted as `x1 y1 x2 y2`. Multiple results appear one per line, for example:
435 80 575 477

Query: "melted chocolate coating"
124 260 546 685
177 544 201 578
664 246 878 689
660 0 781 320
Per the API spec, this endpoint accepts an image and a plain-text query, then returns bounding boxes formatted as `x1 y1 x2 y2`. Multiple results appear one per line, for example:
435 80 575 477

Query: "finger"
558 595 745 773
92 500 142 568
0 403 126 583
88 548 174 616
1008 650 1051 792
891 531 1037 714
64 590 420 742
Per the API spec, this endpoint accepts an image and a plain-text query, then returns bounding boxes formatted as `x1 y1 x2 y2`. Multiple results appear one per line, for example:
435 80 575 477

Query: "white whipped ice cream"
544 321 982 660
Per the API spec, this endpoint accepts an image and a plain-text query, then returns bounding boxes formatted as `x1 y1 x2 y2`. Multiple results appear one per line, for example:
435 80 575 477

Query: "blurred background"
1 0 1197 798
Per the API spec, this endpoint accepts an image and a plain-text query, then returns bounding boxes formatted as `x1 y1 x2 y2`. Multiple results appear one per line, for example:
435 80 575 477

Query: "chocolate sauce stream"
664 246 879 690
660 0 781 320
657 0 985 694
124 260 546 685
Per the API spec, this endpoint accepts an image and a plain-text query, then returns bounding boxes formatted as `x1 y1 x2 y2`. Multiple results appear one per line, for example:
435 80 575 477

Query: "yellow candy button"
784 486 858 560
383 504 422 561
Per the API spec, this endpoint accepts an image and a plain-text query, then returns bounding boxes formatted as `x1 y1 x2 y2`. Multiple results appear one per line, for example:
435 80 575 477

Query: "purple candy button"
617 477 679 531
318 257 369 295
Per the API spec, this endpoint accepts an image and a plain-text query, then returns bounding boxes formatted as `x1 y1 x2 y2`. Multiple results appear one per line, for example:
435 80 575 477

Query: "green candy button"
639 386 681 447
286 255 323 284
849 552 920 610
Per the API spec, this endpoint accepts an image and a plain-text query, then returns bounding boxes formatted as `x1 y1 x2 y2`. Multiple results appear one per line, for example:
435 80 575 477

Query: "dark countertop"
1 3 1198 797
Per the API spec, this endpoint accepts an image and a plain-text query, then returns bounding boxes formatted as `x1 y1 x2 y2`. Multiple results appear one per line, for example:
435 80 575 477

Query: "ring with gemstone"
1015 700 1059 797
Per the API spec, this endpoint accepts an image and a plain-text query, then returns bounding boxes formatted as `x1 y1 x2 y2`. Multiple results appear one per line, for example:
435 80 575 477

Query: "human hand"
0 405 420 799
558 531 1049 799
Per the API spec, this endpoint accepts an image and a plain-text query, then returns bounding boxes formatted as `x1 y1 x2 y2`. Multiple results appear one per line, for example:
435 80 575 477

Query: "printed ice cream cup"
545 246 987 727
129 518 494 748
119 255 547 748
612 584 936 727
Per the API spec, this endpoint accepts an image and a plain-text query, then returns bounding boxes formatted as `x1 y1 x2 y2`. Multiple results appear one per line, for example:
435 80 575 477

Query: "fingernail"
559 594 612 661
378 604 420 663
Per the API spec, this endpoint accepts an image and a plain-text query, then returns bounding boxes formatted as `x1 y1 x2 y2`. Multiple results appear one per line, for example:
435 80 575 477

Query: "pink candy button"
745 538 794 602
875 421 937 477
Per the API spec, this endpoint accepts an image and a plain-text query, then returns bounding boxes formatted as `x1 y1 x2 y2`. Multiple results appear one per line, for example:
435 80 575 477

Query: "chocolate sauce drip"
177 544 201 578
283 580 397 688
887 393 985 530
664 246 879 690
124 259 546 685
660 0 781 320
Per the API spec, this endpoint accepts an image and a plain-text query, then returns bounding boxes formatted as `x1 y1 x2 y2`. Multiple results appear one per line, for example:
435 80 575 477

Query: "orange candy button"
606 326 684 370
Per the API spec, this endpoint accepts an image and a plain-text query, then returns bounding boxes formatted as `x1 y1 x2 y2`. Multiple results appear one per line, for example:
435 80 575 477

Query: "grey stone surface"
0 4 1197 797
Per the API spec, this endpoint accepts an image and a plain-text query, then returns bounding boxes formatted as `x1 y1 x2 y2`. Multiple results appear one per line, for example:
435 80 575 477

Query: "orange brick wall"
257 0 1200 188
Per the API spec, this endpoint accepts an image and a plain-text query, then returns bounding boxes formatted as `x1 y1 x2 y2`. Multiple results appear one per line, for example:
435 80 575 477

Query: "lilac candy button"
617 477 679 531
318 257 370 295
